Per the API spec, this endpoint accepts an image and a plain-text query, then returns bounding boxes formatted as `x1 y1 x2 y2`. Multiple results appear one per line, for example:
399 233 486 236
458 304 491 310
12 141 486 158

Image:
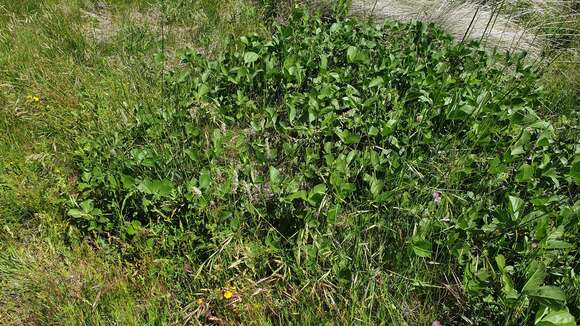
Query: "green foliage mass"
69 8 578 324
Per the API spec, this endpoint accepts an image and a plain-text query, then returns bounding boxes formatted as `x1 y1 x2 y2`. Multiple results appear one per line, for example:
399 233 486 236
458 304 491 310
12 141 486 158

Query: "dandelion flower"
196 298 204 305
223 290 234 300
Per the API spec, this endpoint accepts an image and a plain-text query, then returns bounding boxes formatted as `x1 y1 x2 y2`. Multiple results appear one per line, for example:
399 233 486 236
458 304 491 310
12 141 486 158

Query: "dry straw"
308 0 578 60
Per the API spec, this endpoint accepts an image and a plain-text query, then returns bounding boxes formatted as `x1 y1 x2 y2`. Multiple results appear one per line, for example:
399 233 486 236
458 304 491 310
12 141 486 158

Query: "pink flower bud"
432 191 442 204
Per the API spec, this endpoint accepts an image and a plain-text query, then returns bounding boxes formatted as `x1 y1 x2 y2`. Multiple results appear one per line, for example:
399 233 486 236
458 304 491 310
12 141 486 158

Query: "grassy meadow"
0 0 578 324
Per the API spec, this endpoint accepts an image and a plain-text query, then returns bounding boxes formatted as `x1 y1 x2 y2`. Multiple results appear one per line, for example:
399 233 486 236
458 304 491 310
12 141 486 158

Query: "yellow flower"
26 95 41 104
196 298 204 305
223 290 234 300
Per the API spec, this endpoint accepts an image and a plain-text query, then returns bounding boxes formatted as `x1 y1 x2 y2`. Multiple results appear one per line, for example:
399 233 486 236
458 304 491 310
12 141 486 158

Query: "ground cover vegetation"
1 0 578 324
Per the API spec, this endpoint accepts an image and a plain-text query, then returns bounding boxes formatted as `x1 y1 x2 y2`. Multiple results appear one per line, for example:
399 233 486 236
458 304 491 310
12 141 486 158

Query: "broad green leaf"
516 164 535 182
357 50 370 64
154 180 175 197
289 103 296 123
535 307 576 326
448 105 475 120
522 261 546 293
120 174 136 189
369 178 383 197
335 129 361 144
80 200 94 212
369 77 384 88
545 240 573 250
283 55 296 71
327 204 340 225
269 166 281 185
501 273 519 300
108 175 118 189
320 54 328 71
199 169 211 189
67 209 84 219
346 133 361 144
368 126 379 136
382 119 397 136
528 286 567 306
309 183 327 197
244 51 259 64
197 84 209 98
287 191 308 201
307 183 327 206
126 220 141 235
346 46 358 63
496 255 506 271
318 85 333 99
570 161 580 185
412 238 432 258
542 168 560 187
511 145 525 157
329 22 341 33
508 195 525 219
139 179 174 197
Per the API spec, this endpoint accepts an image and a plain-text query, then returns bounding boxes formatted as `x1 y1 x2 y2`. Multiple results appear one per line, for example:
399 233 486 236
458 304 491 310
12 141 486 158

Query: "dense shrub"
69 8 579 324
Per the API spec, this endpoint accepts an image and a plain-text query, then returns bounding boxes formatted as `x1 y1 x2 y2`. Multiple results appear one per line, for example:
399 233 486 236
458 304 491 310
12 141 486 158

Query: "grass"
0 0 578 324
0 0 266 324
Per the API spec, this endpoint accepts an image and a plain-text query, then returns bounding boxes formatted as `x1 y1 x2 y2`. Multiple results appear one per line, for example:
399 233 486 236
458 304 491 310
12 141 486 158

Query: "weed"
68 7 579 324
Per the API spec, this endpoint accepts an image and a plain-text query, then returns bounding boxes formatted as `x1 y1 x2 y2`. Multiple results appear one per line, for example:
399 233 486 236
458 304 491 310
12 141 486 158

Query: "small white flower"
191 186 202 196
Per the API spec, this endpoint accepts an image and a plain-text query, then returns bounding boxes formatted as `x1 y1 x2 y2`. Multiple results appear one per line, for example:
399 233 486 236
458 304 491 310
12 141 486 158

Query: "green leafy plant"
67 7 579 324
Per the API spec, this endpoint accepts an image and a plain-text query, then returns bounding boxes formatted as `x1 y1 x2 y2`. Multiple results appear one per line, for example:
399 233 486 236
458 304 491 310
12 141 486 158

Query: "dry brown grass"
351 0 539 54
307 0 578 59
